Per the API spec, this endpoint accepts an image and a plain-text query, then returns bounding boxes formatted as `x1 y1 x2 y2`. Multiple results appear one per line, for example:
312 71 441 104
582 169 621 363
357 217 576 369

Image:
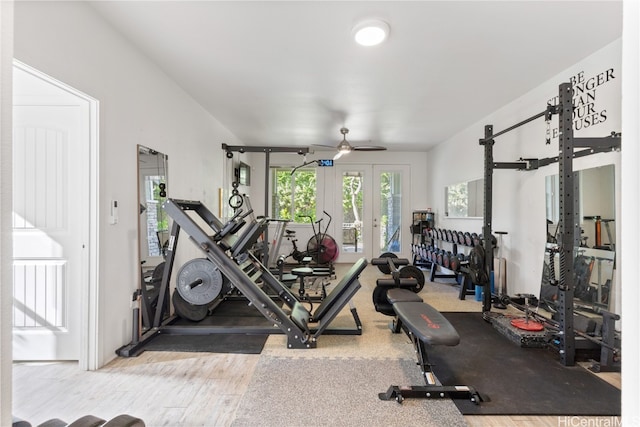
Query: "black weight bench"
379 288 482 404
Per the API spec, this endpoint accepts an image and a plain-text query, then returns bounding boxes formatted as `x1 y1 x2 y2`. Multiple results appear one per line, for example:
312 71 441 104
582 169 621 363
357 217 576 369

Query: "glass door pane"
341 170 364 255
378 171 402 253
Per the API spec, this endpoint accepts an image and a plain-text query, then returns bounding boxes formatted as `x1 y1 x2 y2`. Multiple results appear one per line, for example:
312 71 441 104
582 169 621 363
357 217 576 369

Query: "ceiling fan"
323 127 387 160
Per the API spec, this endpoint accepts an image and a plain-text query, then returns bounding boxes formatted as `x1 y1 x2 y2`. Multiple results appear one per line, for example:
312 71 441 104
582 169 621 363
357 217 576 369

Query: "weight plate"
172 291 209 322
376 252 398 274
458 231 465 245
399 265 425 292
176 258 223 305
372 285 395 316
443 252 451 268
446 230 453 242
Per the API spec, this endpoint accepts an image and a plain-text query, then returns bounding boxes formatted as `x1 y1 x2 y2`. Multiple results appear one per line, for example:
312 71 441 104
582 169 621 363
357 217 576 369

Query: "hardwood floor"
12 264 621 427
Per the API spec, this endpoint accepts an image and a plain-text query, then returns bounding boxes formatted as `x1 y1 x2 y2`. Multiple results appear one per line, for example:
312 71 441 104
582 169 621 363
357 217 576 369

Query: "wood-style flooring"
13 264 621 427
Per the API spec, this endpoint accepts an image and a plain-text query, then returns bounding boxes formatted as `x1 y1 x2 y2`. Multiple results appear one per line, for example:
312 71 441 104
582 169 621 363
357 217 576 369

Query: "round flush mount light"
353 19 390 46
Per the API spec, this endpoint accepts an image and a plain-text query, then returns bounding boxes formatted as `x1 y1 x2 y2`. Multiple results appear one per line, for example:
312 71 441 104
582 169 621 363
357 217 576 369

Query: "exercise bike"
285 210 339 266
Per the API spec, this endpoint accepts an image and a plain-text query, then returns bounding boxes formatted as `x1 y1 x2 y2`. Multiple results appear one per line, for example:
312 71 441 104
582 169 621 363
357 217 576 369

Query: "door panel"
336 166 369 263
12 103 86 360
373 165 410 258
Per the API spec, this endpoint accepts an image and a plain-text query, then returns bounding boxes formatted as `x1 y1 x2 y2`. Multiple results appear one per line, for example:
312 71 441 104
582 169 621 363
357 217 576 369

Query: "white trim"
12 60 100 371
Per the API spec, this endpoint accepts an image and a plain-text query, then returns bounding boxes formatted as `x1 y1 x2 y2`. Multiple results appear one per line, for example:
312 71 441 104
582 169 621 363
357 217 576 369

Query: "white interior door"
12 68 90 361
335 164 410 263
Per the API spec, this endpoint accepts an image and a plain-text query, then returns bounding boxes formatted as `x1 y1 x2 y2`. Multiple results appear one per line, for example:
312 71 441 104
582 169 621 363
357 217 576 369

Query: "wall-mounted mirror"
540 164 615 314
138 145 169 270
445 178 483 218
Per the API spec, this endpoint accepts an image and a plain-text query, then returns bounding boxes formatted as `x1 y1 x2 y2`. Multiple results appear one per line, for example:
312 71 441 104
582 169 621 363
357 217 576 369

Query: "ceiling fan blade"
333 151 344 160
312 143 335 149
353 146 387 151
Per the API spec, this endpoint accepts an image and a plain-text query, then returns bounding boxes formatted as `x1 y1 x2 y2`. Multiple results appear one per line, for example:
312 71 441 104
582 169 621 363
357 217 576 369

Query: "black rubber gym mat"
143 333 268 354
144 300 271 354
428 312 621 415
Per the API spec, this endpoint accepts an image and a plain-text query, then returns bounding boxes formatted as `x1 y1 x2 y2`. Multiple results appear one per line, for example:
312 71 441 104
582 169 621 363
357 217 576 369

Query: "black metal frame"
117 198 365 357
221 143 309 217
379 309 482 404
479 82 621 366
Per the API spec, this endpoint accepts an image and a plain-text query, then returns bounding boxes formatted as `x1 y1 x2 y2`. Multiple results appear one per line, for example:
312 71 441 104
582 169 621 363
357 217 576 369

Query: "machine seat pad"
376 278 418 288
292 267 314 277
387 288 423 304
393 302 460 346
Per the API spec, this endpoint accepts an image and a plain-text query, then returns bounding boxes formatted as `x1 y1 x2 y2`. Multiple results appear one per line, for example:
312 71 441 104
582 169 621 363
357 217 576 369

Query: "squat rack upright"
479 82 621 366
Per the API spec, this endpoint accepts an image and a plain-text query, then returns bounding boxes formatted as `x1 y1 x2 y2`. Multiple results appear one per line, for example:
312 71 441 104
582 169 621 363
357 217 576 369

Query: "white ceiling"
89 1 622 153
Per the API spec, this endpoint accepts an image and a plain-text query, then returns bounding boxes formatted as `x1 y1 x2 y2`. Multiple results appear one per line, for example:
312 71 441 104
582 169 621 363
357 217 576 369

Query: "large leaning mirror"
444 178 483 218
540 164 615 314
138 145 169 287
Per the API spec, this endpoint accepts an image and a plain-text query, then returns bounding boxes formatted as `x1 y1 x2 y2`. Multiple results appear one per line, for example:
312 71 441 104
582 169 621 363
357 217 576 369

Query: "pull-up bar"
479 105 557 144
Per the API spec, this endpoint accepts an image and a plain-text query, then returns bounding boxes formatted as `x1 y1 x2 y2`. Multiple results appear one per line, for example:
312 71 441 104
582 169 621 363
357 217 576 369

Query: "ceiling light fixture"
353 19 390 46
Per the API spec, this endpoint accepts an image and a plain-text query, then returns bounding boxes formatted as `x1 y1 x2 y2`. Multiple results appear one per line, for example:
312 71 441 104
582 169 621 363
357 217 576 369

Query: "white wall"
13 1 241 367
0 1 14 424
427 39 622 314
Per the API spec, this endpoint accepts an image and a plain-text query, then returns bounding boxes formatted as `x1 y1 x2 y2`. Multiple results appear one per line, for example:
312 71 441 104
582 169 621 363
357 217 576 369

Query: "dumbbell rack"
422 228 483 300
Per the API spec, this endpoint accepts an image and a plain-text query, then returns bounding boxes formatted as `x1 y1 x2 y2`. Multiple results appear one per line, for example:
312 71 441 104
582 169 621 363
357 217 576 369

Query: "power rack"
479 82 621 366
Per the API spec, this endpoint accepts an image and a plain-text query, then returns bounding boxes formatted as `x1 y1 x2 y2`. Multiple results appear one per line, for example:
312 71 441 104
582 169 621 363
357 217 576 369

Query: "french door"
334 164 410 263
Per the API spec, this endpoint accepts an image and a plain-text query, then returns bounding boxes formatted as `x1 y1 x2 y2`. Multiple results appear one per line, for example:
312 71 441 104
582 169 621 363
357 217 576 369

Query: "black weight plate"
436 252 443 265
176 258 223 305
443 252 451 268
377 252 398 274
372 285 395 316
399 265 425 292
446 229 453 242
172 291 209 322
451 230 458 244
472 233 480 246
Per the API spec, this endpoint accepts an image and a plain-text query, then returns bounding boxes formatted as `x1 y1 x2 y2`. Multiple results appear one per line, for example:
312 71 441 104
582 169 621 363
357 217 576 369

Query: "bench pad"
386 288 423 304
393 302 460 346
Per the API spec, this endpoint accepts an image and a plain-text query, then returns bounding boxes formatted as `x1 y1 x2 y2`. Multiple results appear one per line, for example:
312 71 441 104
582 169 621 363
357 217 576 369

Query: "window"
271 167 317 222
